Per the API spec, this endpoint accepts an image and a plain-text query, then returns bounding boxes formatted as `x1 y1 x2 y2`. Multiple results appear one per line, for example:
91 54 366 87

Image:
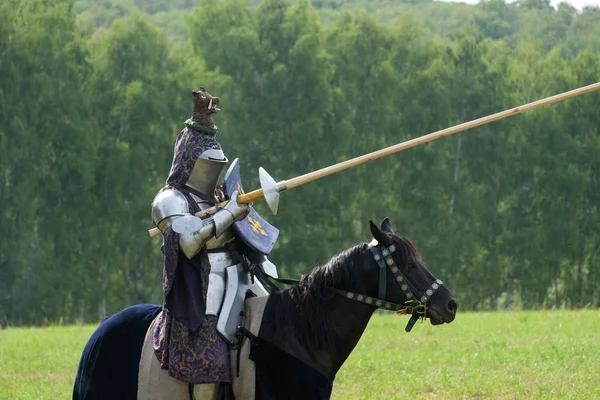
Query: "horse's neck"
261 249 377 380
326 248 380 376
321 297 376 378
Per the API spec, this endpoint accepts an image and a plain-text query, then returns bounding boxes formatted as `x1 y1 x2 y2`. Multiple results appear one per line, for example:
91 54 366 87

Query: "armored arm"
151 189 249 259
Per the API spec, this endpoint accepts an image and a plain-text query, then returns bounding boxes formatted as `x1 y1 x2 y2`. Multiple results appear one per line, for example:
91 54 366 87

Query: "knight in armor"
150 88 278 397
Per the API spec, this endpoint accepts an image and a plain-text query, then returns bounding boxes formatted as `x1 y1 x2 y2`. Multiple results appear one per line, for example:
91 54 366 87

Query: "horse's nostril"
447 300 458 313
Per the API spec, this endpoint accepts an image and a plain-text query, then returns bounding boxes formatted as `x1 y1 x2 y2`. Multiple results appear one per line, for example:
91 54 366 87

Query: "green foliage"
1 0 600 325
0 0 99 324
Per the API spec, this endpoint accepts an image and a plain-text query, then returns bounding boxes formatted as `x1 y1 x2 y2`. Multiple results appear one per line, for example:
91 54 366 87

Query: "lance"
148 81 600 238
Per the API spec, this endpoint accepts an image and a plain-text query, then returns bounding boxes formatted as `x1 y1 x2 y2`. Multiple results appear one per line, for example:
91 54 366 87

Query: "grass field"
1 310 599 399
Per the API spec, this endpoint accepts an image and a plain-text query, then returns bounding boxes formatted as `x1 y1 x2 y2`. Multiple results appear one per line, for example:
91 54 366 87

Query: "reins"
252 242 444 333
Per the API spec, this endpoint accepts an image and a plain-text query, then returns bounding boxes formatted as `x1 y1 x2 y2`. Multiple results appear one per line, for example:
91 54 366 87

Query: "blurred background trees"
1 0 599 325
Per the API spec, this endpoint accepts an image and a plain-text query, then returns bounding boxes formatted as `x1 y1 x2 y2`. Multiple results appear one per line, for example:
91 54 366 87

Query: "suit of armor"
152 146 271 315
150 89 277 395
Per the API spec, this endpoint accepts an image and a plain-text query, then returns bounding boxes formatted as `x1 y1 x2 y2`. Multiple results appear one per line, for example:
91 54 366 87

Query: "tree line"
1 0 599 326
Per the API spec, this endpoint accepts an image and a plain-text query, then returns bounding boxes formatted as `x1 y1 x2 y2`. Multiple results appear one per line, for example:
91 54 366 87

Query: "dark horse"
73 219 458 399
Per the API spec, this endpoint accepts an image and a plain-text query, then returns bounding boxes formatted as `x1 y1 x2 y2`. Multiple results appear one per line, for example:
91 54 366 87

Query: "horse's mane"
262 243 369 352
262 234 422 353
393 235 422 264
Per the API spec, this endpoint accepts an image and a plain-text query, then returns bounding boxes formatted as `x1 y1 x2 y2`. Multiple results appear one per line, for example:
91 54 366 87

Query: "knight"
150 88 278 398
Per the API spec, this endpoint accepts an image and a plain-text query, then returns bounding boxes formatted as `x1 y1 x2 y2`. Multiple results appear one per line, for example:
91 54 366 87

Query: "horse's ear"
370 220 391 245
380 217 395 234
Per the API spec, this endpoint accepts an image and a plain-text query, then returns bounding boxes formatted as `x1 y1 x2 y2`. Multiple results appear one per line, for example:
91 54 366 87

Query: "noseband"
336 243 444 332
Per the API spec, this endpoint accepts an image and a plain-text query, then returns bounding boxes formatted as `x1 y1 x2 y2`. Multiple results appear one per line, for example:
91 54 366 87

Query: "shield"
223 158 279 255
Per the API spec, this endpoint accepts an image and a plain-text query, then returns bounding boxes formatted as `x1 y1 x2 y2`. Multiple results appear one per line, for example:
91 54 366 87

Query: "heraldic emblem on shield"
223 158 279 255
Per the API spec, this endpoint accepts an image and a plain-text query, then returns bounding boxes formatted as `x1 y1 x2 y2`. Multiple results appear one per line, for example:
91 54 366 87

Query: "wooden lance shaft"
283 81 600 190
148 81 600 238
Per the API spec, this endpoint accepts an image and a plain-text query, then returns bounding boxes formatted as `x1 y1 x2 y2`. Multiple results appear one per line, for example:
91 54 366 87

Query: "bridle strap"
371 246 390 299
251 243 444 332
367 243 444 332
334 289 425 315
370 244 419 301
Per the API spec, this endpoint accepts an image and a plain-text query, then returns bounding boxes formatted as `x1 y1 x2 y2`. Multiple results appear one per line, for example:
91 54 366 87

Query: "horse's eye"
408 262 417 269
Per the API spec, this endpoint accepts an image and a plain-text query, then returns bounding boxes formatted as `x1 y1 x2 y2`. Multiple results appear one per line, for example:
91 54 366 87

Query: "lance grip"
147 199 229 238
147 191 264 238
238 189 264 204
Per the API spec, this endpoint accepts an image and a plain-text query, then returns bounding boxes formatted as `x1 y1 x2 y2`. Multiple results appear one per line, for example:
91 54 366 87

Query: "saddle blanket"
137 296 269 400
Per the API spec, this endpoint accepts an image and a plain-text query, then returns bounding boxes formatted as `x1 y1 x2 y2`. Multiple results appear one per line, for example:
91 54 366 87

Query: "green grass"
0 325 96 400
333 310 600 399
1 311 599 399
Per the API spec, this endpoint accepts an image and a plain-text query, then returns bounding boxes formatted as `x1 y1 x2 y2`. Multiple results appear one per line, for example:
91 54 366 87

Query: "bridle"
251 241 444 332
334 242 444 332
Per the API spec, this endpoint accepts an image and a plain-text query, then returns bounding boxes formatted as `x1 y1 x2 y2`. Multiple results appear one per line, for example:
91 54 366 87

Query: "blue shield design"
223 158 279 255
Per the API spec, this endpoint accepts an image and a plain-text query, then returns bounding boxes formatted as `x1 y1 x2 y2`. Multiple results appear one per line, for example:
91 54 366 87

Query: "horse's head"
257 219 458 379
368 218 458 326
